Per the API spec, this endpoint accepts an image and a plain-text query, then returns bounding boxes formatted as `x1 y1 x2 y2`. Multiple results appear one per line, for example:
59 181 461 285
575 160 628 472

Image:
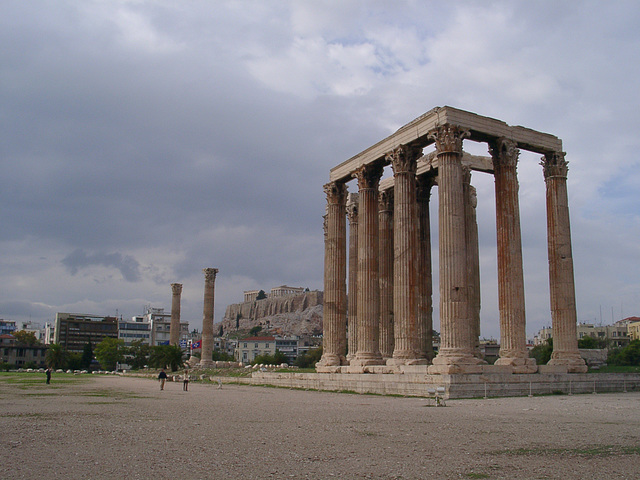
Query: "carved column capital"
323 181 347 205
428 124 469 154
171 283 183 295
386 144 421 175
541 151 569 179
353 163 384 190
346 193 359 224
489 138 520 169
203 268 218 283
378 189 393 213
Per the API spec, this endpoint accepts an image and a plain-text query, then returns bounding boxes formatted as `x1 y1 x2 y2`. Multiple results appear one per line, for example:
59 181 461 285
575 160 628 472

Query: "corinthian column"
318 181 348 368
169 283 183 346
346 193 359 363
417 174 436 361
199 268 218 368
489 138 536 372
378 189 394 359
462 168 483 361
387 145 427 365
428 124 483 374
541 152 587 373
351 163 385 366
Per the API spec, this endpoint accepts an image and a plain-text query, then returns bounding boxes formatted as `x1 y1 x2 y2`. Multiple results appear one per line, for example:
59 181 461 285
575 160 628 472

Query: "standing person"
45 368 51 385
158 368 167 390
183 369 189 391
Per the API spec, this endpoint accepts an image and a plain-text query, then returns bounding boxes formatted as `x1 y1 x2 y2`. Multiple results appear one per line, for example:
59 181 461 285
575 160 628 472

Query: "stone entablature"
319 106 587 374
243 286 307 302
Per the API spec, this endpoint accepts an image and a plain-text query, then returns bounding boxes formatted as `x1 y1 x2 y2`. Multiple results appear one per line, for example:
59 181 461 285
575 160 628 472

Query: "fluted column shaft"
346 193 359 363
200 268 218 367
169 283 183 346
388 145 426 365
542 152 587 372
462 169 482 359
318 182 348 367
489 139 534 369
352 163 385 366
429 125 481 373
378 190 394 359
417 175 435 361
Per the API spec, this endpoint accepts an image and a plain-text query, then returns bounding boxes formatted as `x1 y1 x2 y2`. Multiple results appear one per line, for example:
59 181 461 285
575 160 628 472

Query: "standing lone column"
169 283 183 346
378 189 394 360
541 152 587 373
417 174 436 361
388 145 427 365
318 182 348 368
429 124 483 374
346 193 359 364
490 138 536 372
199 268 218 368
352 163 385 367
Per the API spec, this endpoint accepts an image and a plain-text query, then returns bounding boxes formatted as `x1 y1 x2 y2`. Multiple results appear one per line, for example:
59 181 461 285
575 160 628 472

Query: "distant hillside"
218 290 323 336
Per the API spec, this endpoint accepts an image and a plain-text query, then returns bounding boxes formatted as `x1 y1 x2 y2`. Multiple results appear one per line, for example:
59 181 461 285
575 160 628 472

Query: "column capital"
378 189 393 212
171 283 183 295
346 193 359 224
428 124 469 154
541 151 568 179
353 163 384 190
489 137 520 169
386 144 422 175
203 268 218 282
323 181 347 204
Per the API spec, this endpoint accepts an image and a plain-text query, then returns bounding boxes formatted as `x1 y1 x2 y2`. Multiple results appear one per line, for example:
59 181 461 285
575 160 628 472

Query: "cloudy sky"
2 1 639 340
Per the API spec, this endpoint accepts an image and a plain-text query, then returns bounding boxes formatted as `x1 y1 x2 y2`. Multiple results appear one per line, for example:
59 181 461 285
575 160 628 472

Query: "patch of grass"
588 365 640 373
465 473 490 479
491 445 640 457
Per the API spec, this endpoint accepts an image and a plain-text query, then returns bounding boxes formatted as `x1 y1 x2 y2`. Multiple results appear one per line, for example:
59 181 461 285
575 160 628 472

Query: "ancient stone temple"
169 283 183 346
317 106 587 374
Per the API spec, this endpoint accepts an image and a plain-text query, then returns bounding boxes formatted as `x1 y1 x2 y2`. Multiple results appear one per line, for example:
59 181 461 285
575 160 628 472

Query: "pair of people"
157 368 189 391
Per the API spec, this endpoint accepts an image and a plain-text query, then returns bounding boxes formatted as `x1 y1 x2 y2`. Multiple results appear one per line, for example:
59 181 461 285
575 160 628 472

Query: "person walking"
158 368 167 390
45 368 51 385
183 369 189 391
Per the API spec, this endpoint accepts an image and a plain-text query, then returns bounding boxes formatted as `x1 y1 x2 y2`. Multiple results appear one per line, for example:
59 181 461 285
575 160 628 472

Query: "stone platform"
244 369 640 399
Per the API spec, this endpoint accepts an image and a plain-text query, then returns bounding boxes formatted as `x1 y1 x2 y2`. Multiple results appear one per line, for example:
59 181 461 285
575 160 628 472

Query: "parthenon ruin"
318 106 588 374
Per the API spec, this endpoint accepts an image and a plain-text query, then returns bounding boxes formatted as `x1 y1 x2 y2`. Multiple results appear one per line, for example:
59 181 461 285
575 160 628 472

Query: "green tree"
45 343 69 369
94 338 125 371
529 338 553 365
13 330 40 346
256 290 267 300
211 350 234 361
126 339 150 369
578 336 602 349
253 349 288 366
294 346 323 368
67 352 83 370
249 325 262 336
608 340 640 366
149 345 183 371
81 342 94 369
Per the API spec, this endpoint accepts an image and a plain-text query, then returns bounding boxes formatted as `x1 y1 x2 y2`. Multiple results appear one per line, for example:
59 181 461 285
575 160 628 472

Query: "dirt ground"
1 373 639 480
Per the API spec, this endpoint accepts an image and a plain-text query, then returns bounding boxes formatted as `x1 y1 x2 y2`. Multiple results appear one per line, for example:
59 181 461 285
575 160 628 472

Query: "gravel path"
1 374 639 479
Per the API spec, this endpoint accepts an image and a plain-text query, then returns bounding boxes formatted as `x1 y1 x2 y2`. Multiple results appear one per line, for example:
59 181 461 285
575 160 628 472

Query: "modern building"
54 313 118 353
275 336 299 363
0 334 48 368
118 316 151 347
142 307 189 347
533 321 631 348
0 319 17 336
16 321 45 342
234 336 276 364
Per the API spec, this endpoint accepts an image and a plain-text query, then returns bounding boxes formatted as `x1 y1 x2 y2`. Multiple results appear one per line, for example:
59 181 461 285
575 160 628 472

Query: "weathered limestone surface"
220 291 323 336
318 182 347 367
169 283 182 346
346 193 359 363
417 175 435 361
199 268 218 368
378 190 394 360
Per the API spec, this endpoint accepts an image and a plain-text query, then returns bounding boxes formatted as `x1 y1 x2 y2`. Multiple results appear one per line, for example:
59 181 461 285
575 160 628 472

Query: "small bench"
426 386 447 406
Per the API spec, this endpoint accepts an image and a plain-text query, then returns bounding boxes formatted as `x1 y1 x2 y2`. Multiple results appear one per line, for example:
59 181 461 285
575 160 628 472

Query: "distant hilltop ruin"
219 286 323 336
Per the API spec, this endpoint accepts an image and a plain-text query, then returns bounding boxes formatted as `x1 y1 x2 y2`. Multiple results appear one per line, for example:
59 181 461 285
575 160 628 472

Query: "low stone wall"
242 371 640 399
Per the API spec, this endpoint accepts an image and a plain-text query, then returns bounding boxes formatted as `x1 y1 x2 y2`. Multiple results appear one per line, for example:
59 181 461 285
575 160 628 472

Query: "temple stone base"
386 357 429 366
247 371 640 399
199 360 215 368
495 356 538 374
